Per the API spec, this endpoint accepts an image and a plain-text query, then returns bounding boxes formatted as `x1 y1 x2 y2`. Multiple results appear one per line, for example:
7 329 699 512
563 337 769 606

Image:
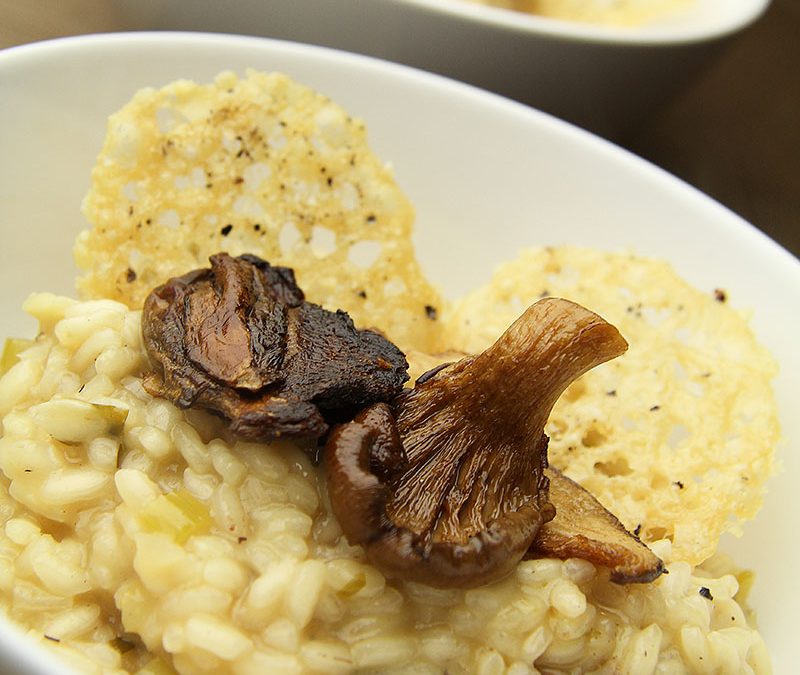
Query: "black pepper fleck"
650 405 661 412
366 214 376 223
633 524 642 537
357 290 367 299
713 288 727 303
253 224 261 232
220 224 233 237
44 635 60 643
126 268 137 283
424 305 438 320
674 481 685 489
699 587 713 600
606 389 617 397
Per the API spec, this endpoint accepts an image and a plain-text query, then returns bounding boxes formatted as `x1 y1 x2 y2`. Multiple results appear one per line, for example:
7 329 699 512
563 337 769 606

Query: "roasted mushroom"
530 468 664 584
142 253 408 441
326 297 629 588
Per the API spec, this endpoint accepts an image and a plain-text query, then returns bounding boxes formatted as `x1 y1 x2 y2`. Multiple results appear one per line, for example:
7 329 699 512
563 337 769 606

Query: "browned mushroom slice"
326 298 628 588
529 468 664 584
142 253 408 441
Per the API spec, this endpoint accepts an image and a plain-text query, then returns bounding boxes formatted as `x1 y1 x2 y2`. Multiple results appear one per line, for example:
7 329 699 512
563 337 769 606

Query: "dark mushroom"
142 253 408 441
326 297 629 588
530 467 664 584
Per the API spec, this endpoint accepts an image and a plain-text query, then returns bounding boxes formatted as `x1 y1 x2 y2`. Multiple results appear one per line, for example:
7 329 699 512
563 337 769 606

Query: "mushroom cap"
326 297 629 588
142 253 409 441
530 467 664 584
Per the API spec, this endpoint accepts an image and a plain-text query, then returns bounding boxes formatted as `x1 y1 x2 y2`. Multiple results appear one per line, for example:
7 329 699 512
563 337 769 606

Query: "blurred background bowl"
111 0 770 138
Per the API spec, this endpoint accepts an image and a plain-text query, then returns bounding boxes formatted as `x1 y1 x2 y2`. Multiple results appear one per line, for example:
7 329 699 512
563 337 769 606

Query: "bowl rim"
391 0 772 45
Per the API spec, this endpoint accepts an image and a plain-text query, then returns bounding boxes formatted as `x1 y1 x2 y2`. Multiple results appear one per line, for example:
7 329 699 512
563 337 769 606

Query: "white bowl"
0 32 797 674
110 0 771 136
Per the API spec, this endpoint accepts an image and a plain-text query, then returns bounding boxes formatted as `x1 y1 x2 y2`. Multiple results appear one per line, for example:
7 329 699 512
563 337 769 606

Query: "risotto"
0 70 779 674
0 291 771 674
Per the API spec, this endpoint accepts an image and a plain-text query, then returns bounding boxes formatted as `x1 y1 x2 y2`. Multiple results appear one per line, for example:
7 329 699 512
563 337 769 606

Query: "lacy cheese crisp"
76 70 443 353
444 246 779 564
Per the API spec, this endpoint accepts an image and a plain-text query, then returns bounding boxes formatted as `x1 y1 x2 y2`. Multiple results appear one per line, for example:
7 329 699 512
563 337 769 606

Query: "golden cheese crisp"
75 70 443 353
443 246 780 565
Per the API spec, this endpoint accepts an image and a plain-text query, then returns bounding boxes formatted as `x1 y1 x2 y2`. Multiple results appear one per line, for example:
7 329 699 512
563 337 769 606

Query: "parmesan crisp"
75 70 443 353
443 246 780 564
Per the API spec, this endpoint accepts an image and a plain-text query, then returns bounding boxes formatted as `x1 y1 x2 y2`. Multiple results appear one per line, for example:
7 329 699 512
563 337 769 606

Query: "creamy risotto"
0 295 771 673
0 71 778 674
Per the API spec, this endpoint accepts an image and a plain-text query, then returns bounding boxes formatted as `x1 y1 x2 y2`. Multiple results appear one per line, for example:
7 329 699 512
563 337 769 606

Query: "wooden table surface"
1 0 797 257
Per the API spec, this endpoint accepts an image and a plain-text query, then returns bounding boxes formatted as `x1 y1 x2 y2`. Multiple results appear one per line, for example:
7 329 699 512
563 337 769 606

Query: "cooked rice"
0 294 771 674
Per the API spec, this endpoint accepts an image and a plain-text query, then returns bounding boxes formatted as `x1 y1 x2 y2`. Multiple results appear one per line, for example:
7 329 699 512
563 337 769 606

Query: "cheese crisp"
444 246 780 564
75 70 443 353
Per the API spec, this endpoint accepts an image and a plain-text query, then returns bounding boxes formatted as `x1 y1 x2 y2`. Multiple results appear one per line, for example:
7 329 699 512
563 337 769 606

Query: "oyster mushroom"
531 467 665 584
142 253 408 441
325 297 629 588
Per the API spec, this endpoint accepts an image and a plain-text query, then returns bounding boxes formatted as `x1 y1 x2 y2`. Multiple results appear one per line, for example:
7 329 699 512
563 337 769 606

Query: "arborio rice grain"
0 294 771 674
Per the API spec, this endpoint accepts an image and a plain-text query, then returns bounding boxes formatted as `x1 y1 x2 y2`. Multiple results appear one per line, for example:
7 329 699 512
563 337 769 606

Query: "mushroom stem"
470 297 630 436
390 299 627 543
326 297 629 588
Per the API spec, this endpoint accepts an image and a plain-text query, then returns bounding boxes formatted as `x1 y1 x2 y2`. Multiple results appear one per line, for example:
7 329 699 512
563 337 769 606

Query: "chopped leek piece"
29 398 128 444
138 489 212 544
1 337 35 375
94 403 129 435
338 573 367 596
